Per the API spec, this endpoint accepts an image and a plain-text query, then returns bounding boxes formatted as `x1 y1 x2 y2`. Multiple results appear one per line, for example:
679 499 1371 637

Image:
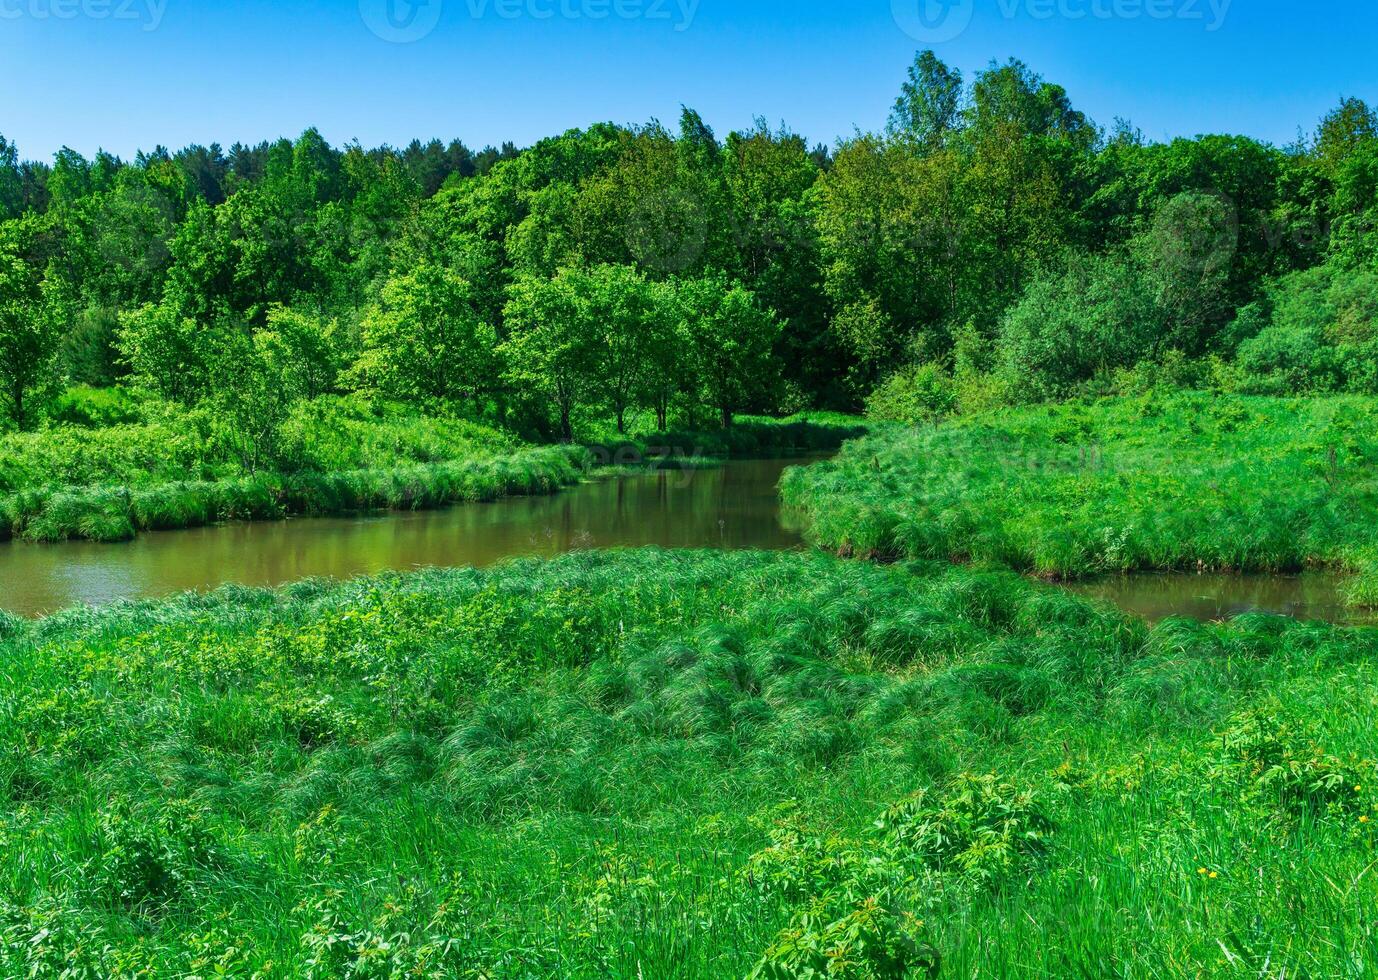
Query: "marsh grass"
782 391 1378 604
1 409 861 543
3 445 592 543
4 549 1378 976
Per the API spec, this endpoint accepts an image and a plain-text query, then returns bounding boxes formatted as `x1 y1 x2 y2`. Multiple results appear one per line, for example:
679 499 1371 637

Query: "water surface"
0 457 813 617
1066 571 1376 626
3 457 1374 626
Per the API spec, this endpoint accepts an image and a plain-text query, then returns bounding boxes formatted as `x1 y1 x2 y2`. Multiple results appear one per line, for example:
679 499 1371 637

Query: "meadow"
782 391 1378 605
3 548 1378 977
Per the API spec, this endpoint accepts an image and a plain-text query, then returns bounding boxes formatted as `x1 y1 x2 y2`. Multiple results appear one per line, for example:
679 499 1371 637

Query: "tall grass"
1 397 860 542
782 390 1378 603
4 549 1378 975
5 445 591 542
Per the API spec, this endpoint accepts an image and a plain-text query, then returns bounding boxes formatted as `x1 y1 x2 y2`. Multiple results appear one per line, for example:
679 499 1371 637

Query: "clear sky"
1 0 1374 161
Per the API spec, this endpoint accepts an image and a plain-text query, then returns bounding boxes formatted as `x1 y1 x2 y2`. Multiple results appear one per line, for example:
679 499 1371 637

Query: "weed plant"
3 549 1377 975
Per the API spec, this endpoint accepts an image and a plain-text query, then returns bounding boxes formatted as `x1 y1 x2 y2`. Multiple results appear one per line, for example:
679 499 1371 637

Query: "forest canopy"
1 53 1375 438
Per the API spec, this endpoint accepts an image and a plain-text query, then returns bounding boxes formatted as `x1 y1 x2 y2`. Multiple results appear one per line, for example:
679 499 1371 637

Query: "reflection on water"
5 456 1375 626
0 457 816 617
1065 572 1377 626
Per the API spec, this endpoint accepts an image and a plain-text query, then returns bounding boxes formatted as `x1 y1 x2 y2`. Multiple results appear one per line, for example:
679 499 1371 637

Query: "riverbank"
0 406 866 544
781 391 1378 606
4 549 1377 976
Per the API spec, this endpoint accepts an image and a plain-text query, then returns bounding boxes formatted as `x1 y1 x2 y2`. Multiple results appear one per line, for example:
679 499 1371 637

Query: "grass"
0 395 866 543
4 548 1378 976
781 390 1378 604
2 446 593 543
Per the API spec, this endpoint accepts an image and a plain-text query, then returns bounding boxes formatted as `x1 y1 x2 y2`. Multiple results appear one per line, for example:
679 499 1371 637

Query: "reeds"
2 445 591 542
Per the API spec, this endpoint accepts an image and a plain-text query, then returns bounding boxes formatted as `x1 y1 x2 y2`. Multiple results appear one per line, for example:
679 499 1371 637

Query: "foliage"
865 362 956 424
782 390 1378 600
996 253 1163 401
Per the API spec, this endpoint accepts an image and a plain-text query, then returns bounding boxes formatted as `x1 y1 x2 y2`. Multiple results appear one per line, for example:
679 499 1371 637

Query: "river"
1 455 1372 623
0 457 812 617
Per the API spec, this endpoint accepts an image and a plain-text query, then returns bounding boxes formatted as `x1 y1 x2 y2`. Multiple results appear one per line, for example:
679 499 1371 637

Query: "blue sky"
1 0 1374 160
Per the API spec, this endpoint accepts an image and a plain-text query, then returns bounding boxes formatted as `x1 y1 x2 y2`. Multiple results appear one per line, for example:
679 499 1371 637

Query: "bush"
997 254 1163 401
1234 260 1378 394
865 362 956 424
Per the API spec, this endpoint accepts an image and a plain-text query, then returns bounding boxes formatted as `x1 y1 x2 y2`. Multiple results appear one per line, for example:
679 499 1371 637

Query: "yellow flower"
1209 872 1219 879
1361 816 1371 824
1197 868 1208 876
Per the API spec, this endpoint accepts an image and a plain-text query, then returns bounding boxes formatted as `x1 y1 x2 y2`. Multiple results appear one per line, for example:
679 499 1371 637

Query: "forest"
1 51 1374 449
5 48 1378 979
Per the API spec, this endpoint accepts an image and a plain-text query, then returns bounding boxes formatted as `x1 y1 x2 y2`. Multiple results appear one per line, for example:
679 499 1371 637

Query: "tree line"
1 51 1376 436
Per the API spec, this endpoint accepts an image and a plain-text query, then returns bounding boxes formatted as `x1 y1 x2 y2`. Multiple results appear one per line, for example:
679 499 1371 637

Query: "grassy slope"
4 549 1378 976
0 402 864 544
782 391 1378 603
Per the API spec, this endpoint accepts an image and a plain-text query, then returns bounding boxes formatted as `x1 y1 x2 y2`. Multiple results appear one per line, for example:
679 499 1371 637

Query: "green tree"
888 50 964 149
679 276 780 427
0 242 60 430
997 253 1162 400
354 263 498 407
259 306 346 400
501 269 596 441
1132 191 1236 352
115 302 215 404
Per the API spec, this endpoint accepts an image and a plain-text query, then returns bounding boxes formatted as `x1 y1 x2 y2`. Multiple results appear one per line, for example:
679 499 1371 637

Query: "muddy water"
1066 571 1377 626
3 456 1374 624
0 457 815 617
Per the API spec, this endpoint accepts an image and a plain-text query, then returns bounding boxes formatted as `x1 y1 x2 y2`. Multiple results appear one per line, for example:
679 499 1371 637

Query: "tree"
997 253 1163 401
888 50 964 149
354 263 498 407
1315 97 1378 176
501 269 597 441
115 302 217 404
640 279 689 432
679 276 780 427
259 306 345 400
0 135 21 220
578 264 662 434
1132 191 1236 352
0 244 60 430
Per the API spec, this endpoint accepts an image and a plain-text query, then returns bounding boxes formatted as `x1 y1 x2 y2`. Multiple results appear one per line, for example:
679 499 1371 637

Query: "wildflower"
1361 816 1370 824
1209 872 1219 879
1197 868 1208 876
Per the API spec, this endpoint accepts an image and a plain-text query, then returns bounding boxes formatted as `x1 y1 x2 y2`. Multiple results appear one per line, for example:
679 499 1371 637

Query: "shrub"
749 897 938 980
997 254 1163 401
865 362 956 424
875 773 1053 885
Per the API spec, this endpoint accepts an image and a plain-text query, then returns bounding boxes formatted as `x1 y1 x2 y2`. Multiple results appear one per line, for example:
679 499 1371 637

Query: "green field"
3 549 1377 976
782 391 1378 604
